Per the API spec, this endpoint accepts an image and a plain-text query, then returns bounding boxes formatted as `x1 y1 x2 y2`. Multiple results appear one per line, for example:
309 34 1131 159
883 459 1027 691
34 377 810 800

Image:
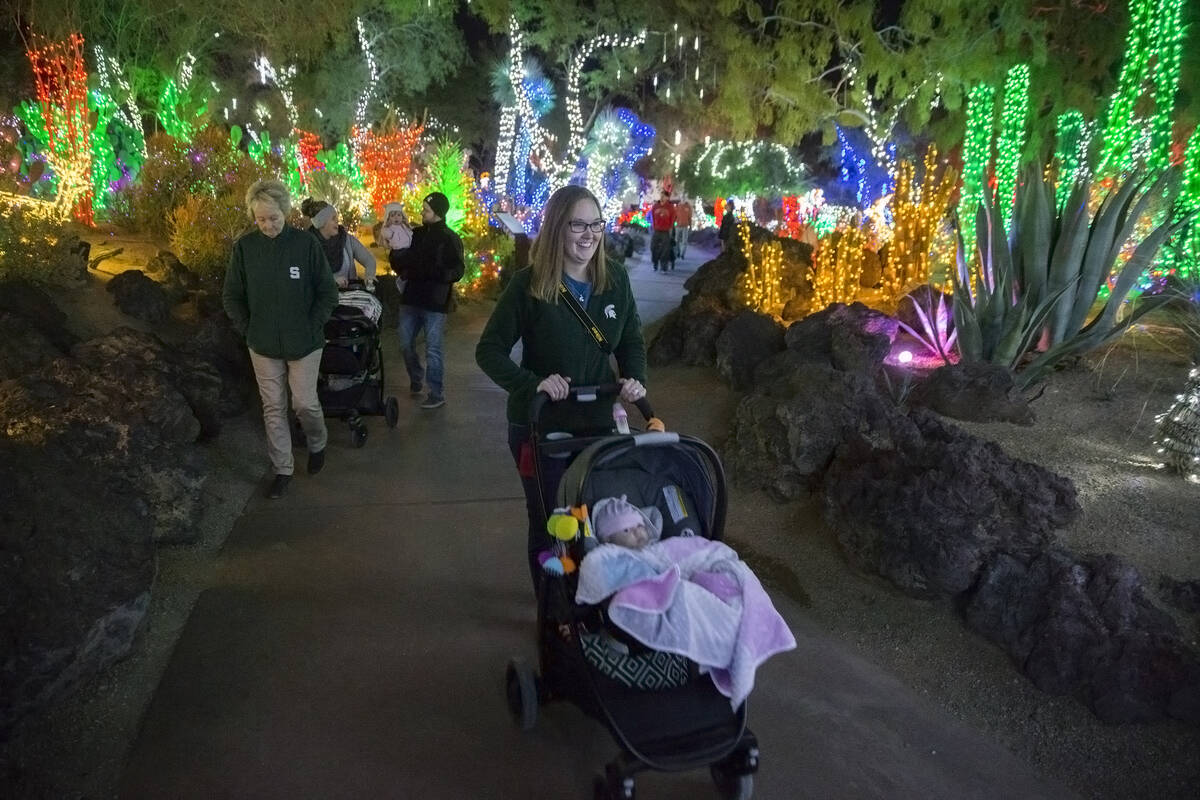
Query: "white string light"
252 55 299 131
92 44 145 156
354 16 378 143
499 17 646 200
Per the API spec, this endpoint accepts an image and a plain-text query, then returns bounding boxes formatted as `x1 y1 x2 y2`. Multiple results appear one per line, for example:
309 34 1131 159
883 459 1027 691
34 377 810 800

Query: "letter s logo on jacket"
604 304 616 319
289 266 301 279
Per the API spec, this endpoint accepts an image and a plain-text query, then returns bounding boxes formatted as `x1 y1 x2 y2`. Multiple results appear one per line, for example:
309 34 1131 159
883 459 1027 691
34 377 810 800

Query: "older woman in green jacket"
223 179 339 499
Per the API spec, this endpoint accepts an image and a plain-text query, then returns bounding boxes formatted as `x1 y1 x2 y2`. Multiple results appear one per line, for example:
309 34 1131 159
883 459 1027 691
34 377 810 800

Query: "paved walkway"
119 243 1071 799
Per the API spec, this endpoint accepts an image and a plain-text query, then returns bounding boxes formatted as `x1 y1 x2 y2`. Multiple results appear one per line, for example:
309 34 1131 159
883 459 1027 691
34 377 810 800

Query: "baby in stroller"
577 493 795 710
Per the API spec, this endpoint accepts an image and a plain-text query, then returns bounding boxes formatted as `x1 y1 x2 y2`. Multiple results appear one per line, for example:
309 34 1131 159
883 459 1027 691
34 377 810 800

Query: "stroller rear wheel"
504 658 538 731
593 764 635 800
711 764 753 800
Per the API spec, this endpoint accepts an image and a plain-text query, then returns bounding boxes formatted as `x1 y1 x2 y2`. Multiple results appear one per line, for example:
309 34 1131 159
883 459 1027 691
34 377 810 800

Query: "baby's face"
607 525 650 549
387 211 404 225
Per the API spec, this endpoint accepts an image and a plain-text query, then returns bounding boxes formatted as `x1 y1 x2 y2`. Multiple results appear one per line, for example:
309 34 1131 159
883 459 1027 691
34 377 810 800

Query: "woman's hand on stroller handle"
530 381 655 423
536 373 572 401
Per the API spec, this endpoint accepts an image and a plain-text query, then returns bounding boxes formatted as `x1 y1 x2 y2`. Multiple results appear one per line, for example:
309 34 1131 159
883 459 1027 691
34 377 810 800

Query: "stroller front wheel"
504 658 538 731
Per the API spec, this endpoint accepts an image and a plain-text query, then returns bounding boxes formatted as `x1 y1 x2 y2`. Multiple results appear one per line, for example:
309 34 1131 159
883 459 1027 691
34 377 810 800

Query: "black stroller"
314 283 399 447
504 384 760 800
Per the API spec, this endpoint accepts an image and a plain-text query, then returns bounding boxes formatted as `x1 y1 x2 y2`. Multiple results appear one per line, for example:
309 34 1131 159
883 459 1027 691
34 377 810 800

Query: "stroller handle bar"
528 382 654 426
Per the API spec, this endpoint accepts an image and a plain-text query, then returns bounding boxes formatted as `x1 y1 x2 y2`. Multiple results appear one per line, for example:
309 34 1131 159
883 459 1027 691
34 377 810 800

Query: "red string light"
355 123 424 220
27 33 93 224
295 129 323 179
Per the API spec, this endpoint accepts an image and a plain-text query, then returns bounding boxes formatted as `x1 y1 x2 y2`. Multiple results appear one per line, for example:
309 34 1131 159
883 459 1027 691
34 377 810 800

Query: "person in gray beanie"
389 191 465 409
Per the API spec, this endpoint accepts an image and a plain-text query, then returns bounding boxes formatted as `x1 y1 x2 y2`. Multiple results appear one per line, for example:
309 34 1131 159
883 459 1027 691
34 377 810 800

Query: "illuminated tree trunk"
27 33 93 224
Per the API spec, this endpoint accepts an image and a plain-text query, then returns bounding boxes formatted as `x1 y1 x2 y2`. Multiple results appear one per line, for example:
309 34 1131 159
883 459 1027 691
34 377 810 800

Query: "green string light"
1099 0 1185 176
957 83 996 248
1163 128 1200 281
87 89 120 213
995 63 1030 229
1147 0 1185 174
1053 110 1092 211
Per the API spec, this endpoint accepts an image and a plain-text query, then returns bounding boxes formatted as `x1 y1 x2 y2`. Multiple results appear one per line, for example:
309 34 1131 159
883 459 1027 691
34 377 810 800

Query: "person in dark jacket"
717 198 738 251
475 184 647 592
223 179 339 499
389 191 465 409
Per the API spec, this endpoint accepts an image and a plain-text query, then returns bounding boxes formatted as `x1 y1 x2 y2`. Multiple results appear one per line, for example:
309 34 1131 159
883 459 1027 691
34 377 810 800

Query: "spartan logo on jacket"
604 304 616 319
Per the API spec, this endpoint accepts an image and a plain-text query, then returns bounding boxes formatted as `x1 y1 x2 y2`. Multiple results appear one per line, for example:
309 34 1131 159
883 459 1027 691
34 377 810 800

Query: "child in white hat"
380 202 413 292
591 495 663 549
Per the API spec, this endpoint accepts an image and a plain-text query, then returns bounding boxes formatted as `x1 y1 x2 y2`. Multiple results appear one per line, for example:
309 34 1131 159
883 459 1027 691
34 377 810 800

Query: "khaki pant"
249 347 327 475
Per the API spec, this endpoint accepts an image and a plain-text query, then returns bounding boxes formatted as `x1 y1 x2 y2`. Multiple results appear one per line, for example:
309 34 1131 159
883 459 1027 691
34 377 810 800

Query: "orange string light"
355 122 424 220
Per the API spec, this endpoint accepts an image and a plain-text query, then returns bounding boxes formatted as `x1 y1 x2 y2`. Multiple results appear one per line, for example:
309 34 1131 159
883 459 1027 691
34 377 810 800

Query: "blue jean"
397 305 446 398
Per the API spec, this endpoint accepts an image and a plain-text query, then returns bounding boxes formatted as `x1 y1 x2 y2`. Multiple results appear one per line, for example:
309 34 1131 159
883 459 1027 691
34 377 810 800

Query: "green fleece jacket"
475 265 647 430
223 226 339 360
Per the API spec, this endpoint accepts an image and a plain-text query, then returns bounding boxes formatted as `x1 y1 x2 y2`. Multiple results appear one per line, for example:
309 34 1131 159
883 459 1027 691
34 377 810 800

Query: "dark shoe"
307 448 325 475
266 474 291 499
409 382 423 396
420 395 446 409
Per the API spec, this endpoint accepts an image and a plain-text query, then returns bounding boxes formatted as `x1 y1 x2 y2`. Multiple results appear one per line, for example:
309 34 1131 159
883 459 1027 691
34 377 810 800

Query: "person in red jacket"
650 190 676 272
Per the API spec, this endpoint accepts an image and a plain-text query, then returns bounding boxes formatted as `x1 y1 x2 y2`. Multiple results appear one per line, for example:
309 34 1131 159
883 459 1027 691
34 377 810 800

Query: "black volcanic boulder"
73 326 224 440
0 439 155 736
0 355 206 543
783 302 897 374
725 361 902 499
821 408 1079 598
648 300 735 368
106 269 170 324
714 310 787 391
0 279 78 352
912 362 1035 426
0 311 64 380
966 550 1200 725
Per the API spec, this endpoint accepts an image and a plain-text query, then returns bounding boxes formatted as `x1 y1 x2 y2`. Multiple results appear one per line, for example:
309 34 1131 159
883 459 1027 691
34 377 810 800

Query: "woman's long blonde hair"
529 185 608 303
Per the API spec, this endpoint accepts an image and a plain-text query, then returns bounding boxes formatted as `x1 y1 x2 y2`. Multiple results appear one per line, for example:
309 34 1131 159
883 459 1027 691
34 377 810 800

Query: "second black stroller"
504 384 760 800
314 284 399 447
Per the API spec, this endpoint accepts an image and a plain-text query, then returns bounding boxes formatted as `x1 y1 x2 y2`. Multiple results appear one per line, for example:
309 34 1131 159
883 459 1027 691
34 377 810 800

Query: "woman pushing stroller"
475 185 647 593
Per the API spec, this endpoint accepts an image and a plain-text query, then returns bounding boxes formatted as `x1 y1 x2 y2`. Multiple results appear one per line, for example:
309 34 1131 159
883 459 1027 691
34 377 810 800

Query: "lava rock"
0 439 155 736
0 355 207 542
0 311 64 380
783 302 897 374
714 310 786 391
966 550 1200 725
73 326 224 440
912 362 1036 425
106 269 170 324
146 249 200 293
726 362 900 499
648 303 734 368
822 408 1079 598
0 279 78 352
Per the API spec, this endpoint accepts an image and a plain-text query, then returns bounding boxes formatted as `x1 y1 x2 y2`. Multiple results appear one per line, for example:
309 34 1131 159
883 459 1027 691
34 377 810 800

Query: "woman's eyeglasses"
568 220 606 233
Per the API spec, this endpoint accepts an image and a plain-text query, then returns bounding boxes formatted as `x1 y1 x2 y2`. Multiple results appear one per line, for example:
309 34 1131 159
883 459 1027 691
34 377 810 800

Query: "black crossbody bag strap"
557 282 612 354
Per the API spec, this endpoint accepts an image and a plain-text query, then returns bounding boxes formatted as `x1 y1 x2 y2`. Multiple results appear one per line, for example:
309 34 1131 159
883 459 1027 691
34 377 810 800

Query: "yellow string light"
735 220 785 315
809 227 866 309
882 147 957 305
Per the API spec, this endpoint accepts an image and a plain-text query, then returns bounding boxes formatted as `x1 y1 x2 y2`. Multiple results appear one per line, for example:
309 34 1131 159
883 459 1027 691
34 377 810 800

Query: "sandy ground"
3 258 1200 798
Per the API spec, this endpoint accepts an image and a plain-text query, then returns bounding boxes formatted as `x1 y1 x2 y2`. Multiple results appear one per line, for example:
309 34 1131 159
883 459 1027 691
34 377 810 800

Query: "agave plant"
955 165 1192 386
952 193 1071 371
895 290 958 364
